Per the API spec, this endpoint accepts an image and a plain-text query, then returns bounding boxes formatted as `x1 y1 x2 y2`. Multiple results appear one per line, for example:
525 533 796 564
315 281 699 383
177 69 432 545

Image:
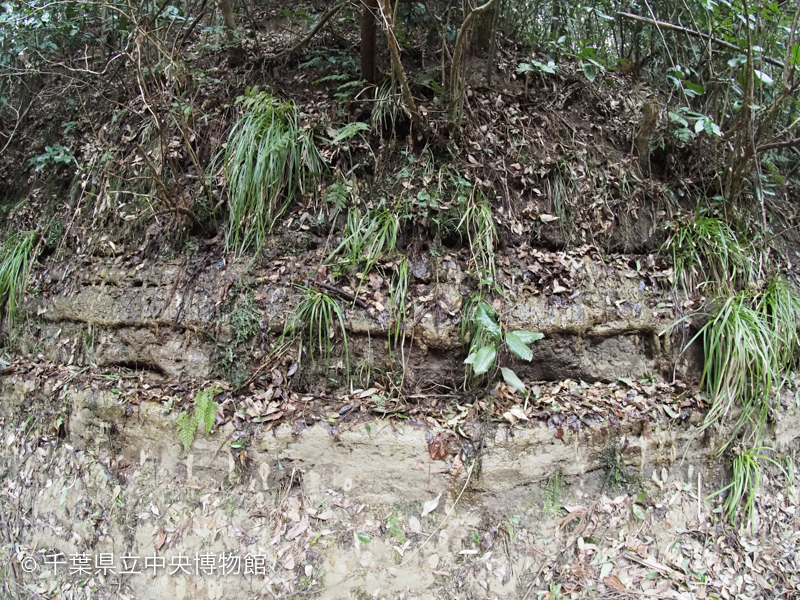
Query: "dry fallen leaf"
154 528 165 550
421 494 441 518
286 517 308 541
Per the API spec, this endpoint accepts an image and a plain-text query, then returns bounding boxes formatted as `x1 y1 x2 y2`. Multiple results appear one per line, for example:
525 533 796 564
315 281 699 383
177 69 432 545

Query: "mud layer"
1 374 798 599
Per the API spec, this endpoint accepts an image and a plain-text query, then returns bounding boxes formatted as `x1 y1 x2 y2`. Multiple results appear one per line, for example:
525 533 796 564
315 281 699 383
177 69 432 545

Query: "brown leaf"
368 271 384 290
427 434 449 460
154 528 166 550
603 575 626 591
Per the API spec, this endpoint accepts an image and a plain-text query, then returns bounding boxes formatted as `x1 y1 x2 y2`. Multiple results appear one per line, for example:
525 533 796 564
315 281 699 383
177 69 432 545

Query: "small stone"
427 554 439 570
359 551 373 567
343 478 353 492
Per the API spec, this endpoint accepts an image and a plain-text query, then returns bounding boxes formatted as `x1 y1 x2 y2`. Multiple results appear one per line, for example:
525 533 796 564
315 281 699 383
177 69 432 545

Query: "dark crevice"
105 360 166 375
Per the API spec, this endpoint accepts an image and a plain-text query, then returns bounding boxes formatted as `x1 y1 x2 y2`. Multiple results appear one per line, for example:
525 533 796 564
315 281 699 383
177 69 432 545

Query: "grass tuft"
283 286 349 382
663 209 755 295
692 280 800 441
329 205 399 278
711 446 786 525
389 257 409 349
222 91 322 255
457 190 496 289
0 231 37 330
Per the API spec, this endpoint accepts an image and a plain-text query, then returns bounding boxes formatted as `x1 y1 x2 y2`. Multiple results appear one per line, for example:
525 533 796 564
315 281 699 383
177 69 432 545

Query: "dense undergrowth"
0 0 799 525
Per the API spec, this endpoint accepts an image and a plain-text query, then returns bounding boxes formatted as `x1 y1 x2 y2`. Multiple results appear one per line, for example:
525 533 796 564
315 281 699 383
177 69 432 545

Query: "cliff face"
19 235 700 391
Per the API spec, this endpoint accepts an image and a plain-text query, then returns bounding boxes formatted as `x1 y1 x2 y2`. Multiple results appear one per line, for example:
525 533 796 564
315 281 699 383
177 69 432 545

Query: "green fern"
177 412 197 452
176 387 219 451
195 387 217 435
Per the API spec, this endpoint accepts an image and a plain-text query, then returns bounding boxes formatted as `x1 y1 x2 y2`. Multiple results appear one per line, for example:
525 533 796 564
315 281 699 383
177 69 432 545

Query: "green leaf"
518 60 558 75
663 405 679 419
673 128 693 142
583 63 597 82
754 69 773 85
475 303 501 340
515 331 544 344
685 81 704 96
632 504 647 520
357 533 371 543
506 331 533 361
695 119 705 134
464 352 477 365
668 111 689 127
472 346 497 376
501 368 526 392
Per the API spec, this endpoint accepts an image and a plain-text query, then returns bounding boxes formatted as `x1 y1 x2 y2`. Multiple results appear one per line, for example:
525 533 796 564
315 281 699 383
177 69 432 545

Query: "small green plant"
385 511 406 544
462 299 543 388
388 257 409 348
542 468 564 516
0 231 37 330
599 444 640 491
215 290 260 387
363 81 410 133
176 387 219 452
283 286 349 380
355 357 372 389
663 209 754 294
544 160 576 243
712 446 787 525
29 144 77 172
227 292 260 345
221 90 322 255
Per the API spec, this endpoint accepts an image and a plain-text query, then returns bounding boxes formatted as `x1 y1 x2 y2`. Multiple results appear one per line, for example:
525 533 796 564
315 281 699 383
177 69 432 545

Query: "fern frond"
193 387 218 435
328 122 370 145
177 412 197 452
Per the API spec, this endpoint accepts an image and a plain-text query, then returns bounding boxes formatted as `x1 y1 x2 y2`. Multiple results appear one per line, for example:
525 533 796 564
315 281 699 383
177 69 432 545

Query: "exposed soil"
1 367 799 599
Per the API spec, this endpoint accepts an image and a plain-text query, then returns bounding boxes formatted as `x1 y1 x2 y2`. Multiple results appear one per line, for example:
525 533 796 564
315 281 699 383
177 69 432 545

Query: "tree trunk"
215 0 243 62
486 0 502 84
216 0 238 44
449 0 501 125
378 0 425 131
361 0 378 83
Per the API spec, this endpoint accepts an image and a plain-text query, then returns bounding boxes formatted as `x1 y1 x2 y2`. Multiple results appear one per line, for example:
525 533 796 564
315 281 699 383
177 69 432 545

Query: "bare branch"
617 12 784 68
264 3 345 62
758 137 800 152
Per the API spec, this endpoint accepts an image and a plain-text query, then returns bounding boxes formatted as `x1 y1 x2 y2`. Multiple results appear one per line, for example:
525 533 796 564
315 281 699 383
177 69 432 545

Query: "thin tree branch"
617 12 784 68
264 3 345 62
758 137 800 152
